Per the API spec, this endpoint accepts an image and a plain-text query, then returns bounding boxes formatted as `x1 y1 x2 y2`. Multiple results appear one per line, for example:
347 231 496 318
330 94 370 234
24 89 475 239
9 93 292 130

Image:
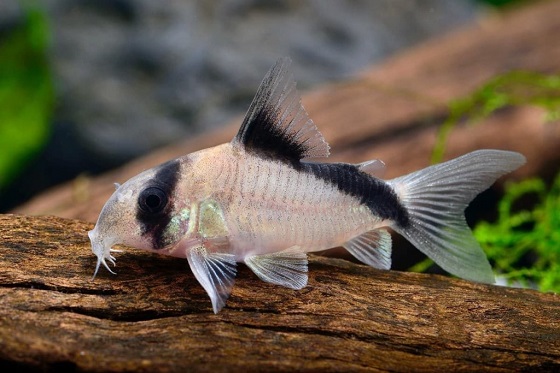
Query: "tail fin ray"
389 150 525 283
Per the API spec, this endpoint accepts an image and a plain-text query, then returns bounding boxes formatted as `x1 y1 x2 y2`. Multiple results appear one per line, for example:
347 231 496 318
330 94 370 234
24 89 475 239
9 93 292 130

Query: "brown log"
0 214 559 372
13 0 560 222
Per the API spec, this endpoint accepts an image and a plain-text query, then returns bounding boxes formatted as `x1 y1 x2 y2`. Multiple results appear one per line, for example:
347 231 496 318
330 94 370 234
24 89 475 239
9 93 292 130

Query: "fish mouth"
88 229 121 280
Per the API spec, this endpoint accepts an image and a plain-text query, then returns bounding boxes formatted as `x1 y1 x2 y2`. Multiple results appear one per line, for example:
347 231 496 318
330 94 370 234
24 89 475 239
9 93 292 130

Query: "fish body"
165 144 390 258
89 58 526 313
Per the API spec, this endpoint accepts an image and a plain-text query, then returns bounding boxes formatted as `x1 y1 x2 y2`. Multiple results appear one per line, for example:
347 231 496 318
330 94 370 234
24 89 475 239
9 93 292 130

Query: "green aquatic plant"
432 71 560 163
411 70 560 292
0 4 54 189
474 175 560 292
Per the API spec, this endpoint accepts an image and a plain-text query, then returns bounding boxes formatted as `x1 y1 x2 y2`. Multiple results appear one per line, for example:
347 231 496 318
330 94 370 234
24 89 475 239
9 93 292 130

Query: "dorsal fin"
232 57 330 162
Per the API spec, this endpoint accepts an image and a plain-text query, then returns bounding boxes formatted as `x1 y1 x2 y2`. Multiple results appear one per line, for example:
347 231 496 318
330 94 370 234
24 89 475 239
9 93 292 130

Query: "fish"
88 57 526 313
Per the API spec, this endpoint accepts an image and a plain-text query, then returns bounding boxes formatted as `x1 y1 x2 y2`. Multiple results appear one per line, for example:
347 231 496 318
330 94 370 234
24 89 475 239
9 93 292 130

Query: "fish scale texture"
209 149 379 259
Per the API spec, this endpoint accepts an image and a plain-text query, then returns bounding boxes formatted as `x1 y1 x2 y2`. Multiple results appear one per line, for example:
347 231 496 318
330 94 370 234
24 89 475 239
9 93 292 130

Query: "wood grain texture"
13 0 560 222
1 214 559 372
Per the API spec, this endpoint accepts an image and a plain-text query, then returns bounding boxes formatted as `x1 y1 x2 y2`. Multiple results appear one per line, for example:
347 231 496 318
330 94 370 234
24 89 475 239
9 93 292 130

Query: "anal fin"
343 229 392 270
245 248 308 290
187 246 237 314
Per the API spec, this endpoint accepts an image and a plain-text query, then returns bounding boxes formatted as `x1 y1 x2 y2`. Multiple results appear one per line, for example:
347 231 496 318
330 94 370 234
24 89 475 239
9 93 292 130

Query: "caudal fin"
388 150 525 284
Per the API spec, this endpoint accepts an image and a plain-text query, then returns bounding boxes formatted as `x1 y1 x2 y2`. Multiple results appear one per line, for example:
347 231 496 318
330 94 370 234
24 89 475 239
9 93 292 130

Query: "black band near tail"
301 162 409 228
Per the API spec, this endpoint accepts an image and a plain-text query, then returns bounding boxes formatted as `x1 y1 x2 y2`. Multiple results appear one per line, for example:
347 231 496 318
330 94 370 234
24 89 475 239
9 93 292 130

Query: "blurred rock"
46 0 480 159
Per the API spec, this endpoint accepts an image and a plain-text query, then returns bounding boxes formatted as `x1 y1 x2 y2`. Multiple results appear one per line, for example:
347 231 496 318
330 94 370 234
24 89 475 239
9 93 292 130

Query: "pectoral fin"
245 248 308 289
343 229 392 270
187 246 237 313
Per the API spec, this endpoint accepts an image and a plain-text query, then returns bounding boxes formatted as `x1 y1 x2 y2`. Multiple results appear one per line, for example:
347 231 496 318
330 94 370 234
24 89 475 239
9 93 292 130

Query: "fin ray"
357 159 386 178
389 150 525 284
233 57 329 162
245 248 308 289
343 229 392 270
187 247 237 313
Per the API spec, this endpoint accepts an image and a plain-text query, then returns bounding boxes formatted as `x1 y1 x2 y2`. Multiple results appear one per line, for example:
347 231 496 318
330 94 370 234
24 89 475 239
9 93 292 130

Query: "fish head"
89 159 188 278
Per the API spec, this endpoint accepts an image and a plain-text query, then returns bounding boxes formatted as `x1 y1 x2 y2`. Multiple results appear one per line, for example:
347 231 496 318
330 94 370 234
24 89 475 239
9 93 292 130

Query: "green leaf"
432 71 560 163
473 174 560 292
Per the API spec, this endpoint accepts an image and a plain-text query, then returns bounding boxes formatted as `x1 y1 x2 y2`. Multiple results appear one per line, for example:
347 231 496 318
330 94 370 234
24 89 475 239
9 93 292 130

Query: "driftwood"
0 214 559 372
13 0 560 222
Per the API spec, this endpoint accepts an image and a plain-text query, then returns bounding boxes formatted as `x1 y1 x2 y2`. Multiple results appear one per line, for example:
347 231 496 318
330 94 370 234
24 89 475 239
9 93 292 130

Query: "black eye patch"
136 159 181 249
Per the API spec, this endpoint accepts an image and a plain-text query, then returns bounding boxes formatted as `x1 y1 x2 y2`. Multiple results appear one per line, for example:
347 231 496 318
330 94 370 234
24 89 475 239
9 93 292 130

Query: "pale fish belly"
213 155 380 260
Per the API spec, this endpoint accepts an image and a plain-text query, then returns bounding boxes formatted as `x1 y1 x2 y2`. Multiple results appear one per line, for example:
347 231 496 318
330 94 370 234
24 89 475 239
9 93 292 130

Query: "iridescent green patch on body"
199 199 228 238
163 208 190 245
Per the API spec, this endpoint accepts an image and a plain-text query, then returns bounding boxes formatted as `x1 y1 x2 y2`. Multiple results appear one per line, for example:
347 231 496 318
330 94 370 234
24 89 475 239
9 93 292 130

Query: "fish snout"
88 229 118 279
88 229 98 254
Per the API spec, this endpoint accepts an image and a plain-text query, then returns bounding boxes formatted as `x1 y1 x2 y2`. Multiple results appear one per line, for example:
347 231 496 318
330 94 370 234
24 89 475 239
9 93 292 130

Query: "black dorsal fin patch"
232 57 330 163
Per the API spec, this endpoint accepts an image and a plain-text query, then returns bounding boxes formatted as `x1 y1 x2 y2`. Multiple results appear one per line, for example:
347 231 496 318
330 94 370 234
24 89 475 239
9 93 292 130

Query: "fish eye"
138 186 168 214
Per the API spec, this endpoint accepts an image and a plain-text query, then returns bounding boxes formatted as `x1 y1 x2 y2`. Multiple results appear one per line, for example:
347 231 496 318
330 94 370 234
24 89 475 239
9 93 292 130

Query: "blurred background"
0 0 514 212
